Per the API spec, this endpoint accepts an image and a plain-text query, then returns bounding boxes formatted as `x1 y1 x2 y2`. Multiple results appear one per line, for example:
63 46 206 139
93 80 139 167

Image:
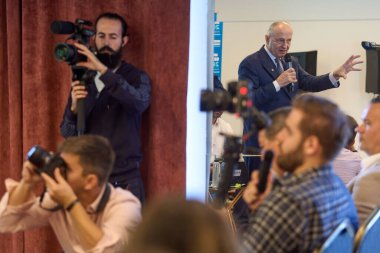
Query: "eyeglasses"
272 38 292 45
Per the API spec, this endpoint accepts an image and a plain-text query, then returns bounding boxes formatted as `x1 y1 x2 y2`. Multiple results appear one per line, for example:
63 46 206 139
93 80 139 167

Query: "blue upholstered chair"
314 219 355 253
354 206 380 253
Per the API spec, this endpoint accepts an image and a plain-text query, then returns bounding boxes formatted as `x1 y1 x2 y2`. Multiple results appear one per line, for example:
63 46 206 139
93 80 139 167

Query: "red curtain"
0 0 189 251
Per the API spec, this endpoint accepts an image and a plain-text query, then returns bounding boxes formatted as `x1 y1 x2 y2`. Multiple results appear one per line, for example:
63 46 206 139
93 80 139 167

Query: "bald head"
266 21 292 36
265 21 293 58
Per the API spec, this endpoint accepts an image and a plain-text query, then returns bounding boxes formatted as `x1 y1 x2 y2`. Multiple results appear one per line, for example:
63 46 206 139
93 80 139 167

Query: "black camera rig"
51 18 97 135
200 80 272 207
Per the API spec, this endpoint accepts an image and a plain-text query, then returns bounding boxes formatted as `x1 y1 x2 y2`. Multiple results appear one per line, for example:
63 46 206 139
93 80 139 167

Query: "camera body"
200 80 270 130
27 145 67 179
200 81 249 114
51 19 95 65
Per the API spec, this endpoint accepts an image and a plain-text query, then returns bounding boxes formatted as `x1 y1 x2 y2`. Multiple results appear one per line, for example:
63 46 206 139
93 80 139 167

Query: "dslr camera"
27 145 67 179
51 19 95 65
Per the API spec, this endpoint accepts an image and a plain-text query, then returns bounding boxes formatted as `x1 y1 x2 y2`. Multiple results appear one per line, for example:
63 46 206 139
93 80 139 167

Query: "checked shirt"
242 165 358 253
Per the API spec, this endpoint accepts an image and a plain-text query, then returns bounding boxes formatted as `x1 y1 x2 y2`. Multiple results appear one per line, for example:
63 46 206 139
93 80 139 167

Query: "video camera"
27 145 67 179
200 80 270 130
51 19 95 65
200 80 271 208
51 18 97 135
200 81 247 113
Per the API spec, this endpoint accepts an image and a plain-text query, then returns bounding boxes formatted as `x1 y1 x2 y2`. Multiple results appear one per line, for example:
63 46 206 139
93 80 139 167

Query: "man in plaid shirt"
242 94 358 253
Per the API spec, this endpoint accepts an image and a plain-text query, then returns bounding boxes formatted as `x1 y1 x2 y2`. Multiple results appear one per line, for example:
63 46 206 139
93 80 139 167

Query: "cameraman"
0 135 141 253
60 12 151 203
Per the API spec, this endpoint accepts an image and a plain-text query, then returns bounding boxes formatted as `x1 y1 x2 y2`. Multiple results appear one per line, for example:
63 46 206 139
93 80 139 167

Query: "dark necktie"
276 58 284 75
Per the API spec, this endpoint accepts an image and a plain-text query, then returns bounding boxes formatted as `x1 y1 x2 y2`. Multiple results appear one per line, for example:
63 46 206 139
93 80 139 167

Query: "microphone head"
284 54 292 63
51 21 76 34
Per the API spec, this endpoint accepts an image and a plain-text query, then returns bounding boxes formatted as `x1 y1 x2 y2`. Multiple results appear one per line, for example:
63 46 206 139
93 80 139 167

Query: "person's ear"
303 135 320 156
122 36 129 47
84 174 99 190
265 35 270 45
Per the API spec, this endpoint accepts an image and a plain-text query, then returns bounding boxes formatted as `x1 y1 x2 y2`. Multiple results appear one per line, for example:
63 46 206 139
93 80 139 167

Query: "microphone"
51 21 76 34
361 41 380 50
284 54 295 91
257 150 274 193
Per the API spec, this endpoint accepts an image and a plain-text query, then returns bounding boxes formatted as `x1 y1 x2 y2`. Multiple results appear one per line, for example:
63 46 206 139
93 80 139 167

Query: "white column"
186 0 214 201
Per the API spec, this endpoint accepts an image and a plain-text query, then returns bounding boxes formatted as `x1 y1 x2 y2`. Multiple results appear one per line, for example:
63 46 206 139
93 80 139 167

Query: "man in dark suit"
239 20 362 173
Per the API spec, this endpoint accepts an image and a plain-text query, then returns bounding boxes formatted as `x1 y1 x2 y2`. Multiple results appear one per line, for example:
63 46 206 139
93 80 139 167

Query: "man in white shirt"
212 111 234 161
211 76 234 161
348 96 380 224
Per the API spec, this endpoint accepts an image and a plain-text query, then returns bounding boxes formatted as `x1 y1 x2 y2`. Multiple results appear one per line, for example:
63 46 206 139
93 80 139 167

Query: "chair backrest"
314 219 355 253
354 206 380 253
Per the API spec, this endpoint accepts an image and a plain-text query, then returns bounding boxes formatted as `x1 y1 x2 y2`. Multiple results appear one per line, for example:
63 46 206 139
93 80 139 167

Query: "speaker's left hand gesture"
333 55 363 80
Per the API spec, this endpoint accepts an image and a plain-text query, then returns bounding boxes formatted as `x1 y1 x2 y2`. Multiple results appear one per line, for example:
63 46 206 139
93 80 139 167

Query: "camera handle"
71 66 96 136
76 95 85 136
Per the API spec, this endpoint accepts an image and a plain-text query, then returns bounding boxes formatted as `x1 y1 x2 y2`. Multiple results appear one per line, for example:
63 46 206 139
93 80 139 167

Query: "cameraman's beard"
96 46 123 70
276 142 304 173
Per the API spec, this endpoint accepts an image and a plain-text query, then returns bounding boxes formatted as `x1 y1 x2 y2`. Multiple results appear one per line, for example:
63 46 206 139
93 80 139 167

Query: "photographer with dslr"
60 12 151 204
0 135 141 253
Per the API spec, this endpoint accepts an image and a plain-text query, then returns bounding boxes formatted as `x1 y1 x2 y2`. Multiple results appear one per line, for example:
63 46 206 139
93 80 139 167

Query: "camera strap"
96 183 111 213
39 188 63 212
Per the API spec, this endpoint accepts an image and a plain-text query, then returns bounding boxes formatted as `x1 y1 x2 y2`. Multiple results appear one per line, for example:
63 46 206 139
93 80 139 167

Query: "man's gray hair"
266 21 291 36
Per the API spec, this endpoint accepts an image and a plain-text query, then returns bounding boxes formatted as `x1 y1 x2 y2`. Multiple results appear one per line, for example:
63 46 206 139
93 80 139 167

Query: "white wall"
215 0 380 136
